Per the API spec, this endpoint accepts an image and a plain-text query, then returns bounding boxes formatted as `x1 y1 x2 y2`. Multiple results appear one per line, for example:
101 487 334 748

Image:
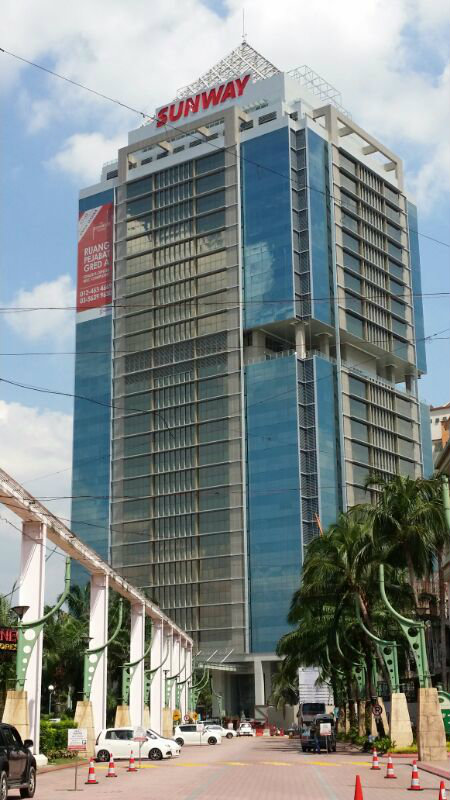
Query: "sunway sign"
156 73 251 128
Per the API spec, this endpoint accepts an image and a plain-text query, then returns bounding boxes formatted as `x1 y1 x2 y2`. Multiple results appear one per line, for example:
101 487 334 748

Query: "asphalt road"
29 737 449 799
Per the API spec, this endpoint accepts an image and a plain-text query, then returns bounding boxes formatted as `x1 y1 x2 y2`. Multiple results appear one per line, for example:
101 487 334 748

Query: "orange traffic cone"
408 760 422 791
371 748 380 770
354 774 364 800
438 781 447 800
127 749 138 772
85 758 98 785
106 755 117 778
385 753 397 779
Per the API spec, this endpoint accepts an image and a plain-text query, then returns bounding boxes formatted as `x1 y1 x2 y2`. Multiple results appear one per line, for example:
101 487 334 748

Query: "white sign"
67 728 87 751
320 723 332 736
133 725 147 742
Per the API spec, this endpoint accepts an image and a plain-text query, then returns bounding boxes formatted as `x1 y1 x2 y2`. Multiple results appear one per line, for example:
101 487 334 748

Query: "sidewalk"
418 759 450 780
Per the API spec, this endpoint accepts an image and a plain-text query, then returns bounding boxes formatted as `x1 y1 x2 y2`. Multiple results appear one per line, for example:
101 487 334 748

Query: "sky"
0 0 449 602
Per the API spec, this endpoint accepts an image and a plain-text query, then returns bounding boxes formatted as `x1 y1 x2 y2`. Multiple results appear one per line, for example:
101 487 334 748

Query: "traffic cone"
371 748 380 770
106 755 117 778
385 753 397 779
354 774 364 800
408 760 422 791
127 749 138 772
85 758 98 785
438 781 447 800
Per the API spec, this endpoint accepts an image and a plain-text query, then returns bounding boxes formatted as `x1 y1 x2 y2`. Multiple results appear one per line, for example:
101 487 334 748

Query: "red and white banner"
77 203 113 312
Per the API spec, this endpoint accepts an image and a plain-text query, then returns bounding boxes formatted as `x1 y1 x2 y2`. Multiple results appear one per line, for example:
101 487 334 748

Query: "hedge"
40 719 77 755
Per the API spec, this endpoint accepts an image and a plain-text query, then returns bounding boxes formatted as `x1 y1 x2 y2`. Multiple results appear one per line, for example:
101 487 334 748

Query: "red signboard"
0 627 18 654
156 73 251 128
77 202 114 312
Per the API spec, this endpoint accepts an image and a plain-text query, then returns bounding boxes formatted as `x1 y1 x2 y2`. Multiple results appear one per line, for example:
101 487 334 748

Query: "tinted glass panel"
196 171 225 194
349 377 366 398
196 152 225 175
197 190 225 214
343 251 361 272
353 442 369 463
197 210 225 233
343 232 359 253
344 271 361 293
351 419 368 441
346 312 363 337
342 212 358 233
350 398 367 419
126 197 152 218
126 177 152 198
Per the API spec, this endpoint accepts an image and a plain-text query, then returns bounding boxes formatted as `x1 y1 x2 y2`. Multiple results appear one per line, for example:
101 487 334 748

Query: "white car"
205 724 237 739
174 724 222 746
237 722 255 737
95 727 180 761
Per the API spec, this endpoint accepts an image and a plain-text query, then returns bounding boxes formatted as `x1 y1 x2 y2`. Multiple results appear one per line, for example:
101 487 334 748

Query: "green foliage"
40 719 77 755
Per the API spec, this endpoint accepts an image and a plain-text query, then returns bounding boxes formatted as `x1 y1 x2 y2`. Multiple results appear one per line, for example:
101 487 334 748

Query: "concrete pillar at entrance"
171 635 181 709
295 323 307 359
390 693 413 748
89 574 109 735
18 521 46 755
417 687 447 761
254 659 265 706
74 701 96 758
129 602 145 728
3 691 29 745
143 705 150 728
150 621 163 734
115 705 131 727
183 646 192 715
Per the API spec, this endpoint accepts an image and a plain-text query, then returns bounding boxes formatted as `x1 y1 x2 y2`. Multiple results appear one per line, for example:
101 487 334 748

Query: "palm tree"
363 475 446 611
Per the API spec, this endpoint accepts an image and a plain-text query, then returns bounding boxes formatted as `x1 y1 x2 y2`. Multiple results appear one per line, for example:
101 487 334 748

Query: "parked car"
174 724 221 746
237 722 255 737
95 727 180 761
205 724 237 739
0 723 36 799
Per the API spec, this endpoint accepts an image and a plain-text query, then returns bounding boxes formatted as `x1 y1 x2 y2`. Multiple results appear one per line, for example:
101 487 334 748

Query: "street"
30 738 448 799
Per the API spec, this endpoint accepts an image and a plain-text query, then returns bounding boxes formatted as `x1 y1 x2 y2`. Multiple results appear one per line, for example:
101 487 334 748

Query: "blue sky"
0 0 449 599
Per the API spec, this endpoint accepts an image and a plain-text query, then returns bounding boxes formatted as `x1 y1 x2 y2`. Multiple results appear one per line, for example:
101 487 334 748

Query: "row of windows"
125 152 224 200
123 249 227 284
124 170 226 218
339 151 401 207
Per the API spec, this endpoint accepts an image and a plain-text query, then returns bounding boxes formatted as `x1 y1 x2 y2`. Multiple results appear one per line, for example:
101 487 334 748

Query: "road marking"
261 761 292 766
225 761 249 766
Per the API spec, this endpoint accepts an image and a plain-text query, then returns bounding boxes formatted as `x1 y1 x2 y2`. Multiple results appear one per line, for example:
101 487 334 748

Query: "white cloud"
0 400 72 604
5 274 75 344
47 131 125 185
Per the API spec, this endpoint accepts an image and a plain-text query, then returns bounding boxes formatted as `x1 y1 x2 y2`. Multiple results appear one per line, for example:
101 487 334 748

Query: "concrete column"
254 659 265 706
417 687 447 761
171 635 181 709
318 333 331 358
89 574 109 735
150 621 163 733
129 602 145 729
385 364 396 383
19 521 46 753
295 323 306 359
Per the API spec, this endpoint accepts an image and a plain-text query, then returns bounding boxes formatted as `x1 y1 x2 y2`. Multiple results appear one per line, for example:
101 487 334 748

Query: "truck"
298 668 334 727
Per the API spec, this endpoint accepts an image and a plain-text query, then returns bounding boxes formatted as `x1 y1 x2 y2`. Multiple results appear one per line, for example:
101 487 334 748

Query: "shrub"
40 719 77 755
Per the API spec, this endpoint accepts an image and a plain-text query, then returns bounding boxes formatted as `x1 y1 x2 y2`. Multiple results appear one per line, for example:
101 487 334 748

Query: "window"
197 250 227 273
341 191 358 213
342 212 358 234
353 464 369 485
127 215 152 237
197 210 225 234
126 177 152 199
126 197 151 218
385 185 399 205
398 438 414 458
399 458 415 478
341 173 358 194
344 272 361 293
349 377 366 398
391 298 406 318
346 312 364 337
199 442 229 465
343 251 361 273
340 153 357 175
388 260 403 280
388 241 402 261
343 232 359 253
392 318 407 338
389 277 404 296
353 442 370 463
196 170 225 195
351 419 368 442
345 292 362 314
197 190 225 214
386 204 401 224
386 222 402 243
196 151 225 175
396 396 411 416
350 398 367 420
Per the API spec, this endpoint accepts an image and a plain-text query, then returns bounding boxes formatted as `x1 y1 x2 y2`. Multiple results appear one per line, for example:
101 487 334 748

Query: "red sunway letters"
156 73 251 128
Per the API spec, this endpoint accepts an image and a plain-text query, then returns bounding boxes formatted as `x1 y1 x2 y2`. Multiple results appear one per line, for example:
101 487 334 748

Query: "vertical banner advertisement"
77 203 114 312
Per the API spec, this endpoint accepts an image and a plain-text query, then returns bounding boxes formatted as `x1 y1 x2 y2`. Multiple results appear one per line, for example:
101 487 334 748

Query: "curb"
417 762 450 781
39 759 89 774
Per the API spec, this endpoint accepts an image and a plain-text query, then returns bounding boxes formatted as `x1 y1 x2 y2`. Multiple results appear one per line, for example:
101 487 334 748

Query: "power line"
1 46 449 251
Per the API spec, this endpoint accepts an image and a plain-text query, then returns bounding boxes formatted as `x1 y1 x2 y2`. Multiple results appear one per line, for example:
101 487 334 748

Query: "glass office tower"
71 43 432 714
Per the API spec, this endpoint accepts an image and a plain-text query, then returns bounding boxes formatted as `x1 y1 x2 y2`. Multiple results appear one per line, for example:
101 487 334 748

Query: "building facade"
71 43 432 714
430 402 450 464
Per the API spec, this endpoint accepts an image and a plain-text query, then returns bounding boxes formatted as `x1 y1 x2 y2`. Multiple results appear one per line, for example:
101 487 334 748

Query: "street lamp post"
48 685 55 716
